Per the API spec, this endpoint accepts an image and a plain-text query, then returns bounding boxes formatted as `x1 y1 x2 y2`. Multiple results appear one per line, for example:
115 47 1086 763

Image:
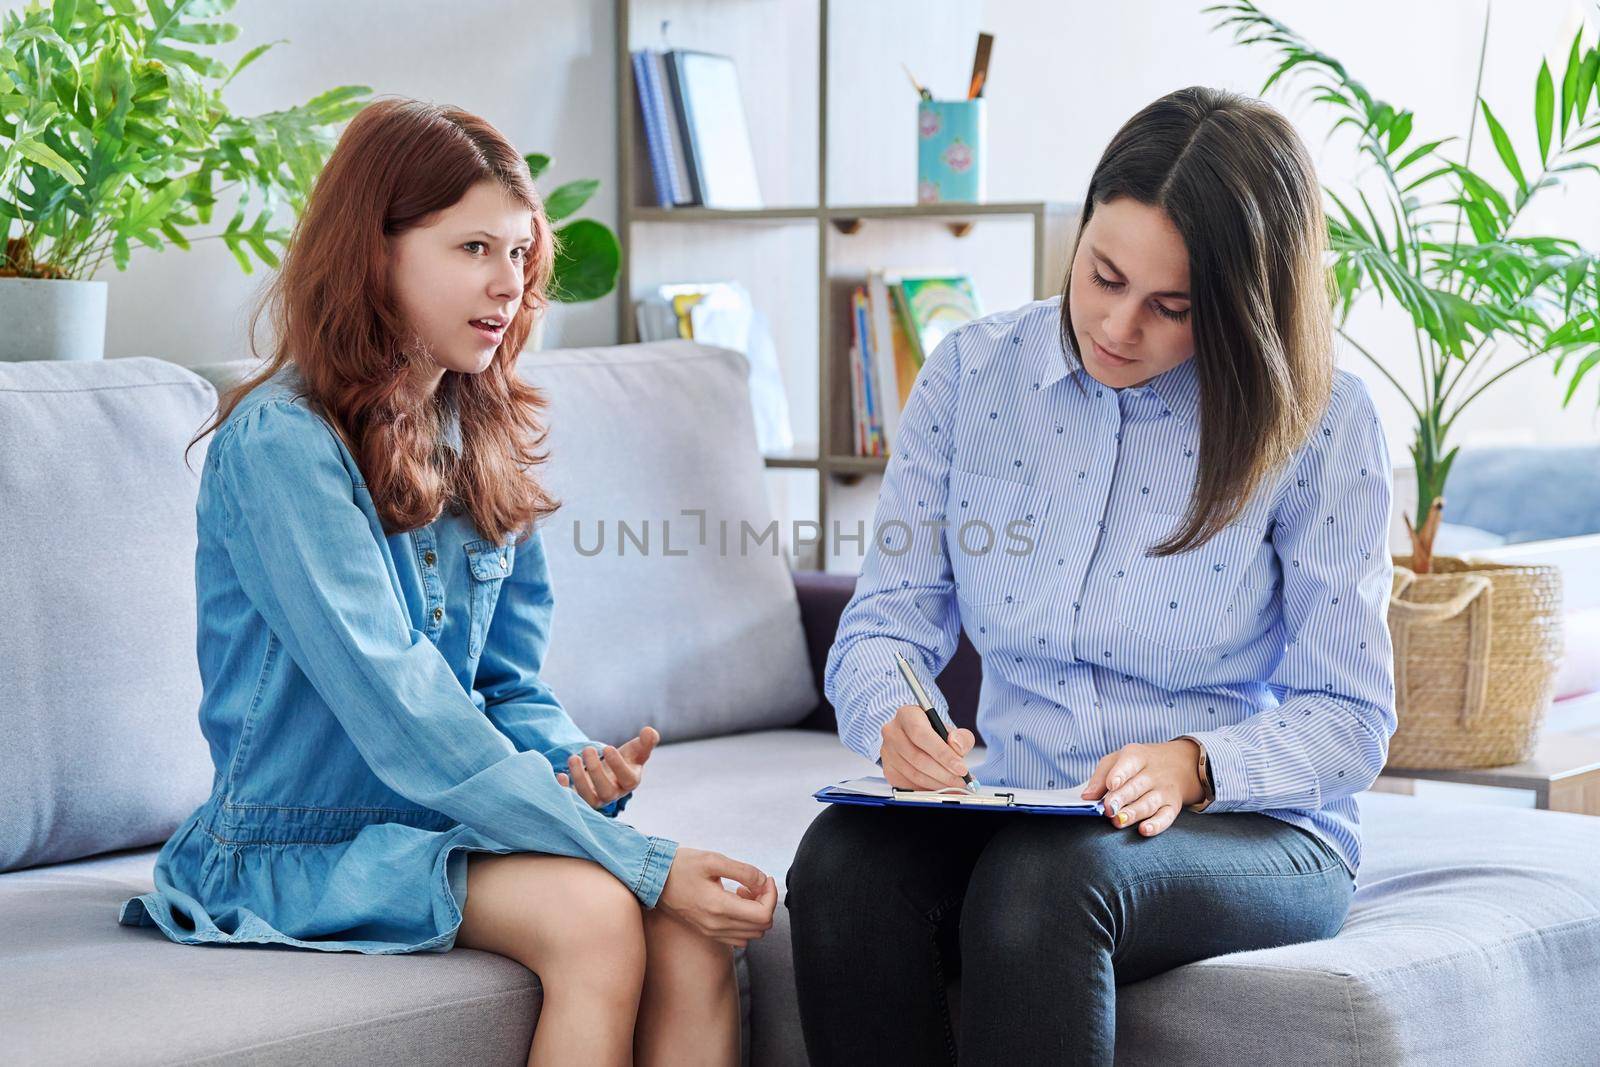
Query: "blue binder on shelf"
632 49 692 207
815 776 1105 816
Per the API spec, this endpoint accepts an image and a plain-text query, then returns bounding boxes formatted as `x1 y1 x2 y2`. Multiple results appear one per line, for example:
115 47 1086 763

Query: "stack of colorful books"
848 273 982 456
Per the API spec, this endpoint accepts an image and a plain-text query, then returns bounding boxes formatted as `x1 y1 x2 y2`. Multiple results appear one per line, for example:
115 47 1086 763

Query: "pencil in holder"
917 98 986 204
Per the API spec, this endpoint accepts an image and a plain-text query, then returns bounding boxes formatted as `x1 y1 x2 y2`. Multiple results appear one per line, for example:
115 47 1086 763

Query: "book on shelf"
634 282 793 456
895 276 984 364
848 273 983 457
630 49 684 207
849 286 885 457
630 48 762 209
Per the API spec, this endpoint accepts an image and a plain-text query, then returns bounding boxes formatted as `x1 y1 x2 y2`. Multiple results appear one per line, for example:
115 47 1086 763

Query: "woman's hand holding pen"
556 725 659 809
1079 740 1205 838
879 705 977 791
658 846 777 949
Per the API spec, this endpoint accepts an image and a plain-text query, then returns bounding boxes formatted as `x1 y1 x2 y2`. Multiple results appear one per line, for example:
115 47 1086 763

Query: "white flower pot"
0 278 108 362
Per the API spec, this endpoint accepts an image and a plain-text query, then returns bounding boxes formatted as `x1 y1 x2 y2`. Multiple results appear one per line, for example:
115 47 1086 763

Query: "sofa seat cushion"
1114 788 1600 1065
9 731 1600 1065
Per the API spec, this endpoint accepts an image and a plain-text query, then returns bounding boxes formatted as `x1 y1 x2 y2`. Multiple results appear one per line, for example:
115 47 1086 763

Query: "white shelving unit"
615 0 1081 571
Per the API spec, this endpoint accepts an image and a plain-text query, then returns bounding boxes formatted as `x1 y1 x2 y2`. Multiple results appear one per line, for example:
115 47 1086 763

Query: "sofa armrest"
791 570 985 742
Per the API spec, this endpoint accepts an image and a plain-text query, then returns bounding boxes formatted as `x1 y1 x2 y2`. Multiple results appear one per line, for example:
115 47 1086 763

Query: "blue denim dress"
118 367 678 953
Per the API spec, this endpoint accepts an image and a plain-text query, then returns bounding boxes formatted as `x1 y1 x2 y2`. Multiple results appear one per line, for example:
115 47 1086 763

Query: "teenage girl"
119 98 776 1067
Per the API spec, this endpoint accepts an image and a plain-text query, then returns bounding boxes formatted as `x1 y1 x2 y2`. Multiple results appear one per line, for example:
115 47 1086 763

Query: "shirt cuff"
834 638 952 764
1176 730 1250 813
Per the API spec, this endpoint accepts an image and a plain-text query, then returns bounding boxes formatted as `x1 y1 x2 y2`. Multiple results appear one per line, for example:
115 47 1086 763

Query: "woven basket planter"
1386 554 1565 769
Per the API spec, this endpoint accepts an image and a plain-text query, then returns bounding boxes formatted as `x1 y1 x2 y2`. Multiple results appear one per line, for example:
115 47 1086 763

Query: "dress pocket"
1117 510 1265 650
462 539 513 657
945 467 1051 607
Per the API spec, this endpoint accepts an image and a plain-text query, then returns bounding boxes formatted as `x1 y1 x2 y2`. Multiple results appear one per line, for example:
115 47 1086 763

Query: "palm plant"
1207 1 1600 572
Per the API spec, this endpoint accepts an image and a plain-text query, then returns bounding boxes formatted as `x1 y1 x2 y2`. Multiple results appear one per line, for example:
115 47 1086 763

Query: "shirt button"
423 551 437 566
431 607 443 622
500 557 508 570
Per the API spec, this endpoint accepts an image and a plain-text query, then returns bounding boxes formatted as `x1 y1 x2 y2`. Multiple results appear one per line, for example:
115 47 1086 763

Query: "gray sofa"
4 343 1600 1066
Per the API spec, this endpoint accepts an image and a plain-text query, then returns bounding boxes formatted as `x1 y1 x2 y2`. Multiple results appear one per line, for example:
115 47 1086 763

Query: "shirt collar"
1132 353 1200 423
1033 305 1200 424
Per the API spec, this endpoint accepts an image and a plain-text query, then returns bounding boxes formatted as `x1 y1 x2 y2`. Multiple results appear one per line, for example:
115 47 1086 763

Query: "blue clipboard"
815 776 1105 817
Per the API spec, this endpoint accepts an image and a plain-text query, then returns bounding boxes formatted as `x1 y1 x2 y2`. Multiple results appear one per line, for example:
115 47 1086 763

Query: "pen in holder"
917 98 986 204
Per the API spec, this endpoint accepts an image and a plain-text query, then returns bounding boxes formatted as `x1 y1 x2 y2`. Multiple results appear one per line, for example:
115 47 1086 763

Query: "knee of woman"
787 811 874 904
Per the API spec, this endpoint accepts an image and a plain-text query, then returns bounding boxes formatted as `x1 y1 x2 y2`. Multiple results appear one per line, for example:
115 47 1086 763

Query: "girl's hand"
557 725 660 809
1079 740 1205 838
657 846 777 949
878 705 976 791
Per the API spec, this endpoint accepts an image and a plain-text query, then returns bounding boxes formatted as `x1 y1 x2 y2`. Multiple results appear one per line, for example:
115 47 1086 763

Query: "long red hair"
188 97 560 545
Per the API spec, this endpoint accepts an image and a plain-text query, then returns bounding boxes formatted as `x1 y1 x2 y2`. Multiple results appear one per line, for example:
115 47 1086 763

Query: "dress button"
423 551 436 566
432 606 443 622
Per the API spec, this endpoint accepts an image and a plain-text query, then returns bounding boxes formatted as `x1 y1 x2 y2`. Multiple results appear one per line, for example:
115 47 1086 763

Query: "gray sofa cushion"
0 357 219 872
7 846 541 1066
22 729 1599 1065
520 341 818 744
185 358 268 395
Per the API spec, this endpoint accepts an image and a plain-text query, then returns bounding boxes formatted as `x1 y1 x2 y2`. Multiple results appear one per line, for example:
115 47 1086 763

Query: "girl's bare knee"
457 853 646 990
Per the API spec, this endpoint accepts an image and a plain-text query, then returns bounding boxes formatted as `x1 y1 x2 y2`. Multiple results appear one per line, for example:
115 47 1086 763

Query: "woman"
786 86 1396 1064
117 98 776 1067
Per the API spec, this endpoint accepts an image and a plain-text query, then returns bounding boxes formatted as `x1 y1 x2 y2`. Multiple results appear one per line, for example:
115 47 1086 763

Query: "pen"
893 651 978 793
902 62 933 101
967 32 994 100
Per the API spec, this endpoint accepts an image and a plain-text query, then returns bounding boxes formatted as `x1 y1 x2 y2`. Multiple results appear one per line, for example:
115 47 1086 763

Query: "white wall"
836 0 1600 464
9 0 1599 482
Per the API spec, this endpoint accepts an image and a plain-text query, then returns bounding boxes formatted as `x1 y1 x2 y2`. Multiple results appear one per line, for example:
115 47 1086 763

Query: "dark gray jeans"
785 802 1355 1065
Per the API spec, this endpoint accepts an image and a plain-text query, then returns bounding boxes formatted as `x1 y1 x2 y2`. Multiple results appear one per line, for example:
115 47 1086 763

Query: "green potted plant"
0 0 370 361
522 151 620 349
1208 2 1599 768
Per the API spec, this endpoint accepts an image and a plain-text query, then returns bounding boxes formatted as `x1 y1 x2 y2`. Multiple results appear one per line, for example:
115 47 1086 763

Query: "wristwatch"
1184 737 1216 813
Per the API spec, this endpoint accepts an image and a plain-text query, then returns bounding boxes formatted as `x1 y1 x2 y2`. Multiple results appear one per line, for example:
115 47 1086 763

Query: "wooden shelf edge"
626 200 1081 226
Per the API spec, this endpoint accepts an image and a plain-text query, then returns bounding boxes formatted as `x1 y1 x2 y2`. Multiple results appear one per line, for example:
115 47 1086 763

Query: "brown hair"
1060 86 1334 557
188 97 560 545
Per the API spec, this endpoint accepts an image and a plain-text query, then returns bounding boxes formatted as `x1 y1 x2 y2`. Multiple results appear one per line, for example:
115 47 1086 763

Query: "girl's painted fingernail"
1116 811 1130 826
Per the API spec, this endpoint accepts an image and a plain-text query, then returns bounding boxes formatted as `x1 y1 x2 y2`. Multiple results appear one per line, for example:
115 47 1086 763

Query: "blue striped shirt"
824 296 1396 876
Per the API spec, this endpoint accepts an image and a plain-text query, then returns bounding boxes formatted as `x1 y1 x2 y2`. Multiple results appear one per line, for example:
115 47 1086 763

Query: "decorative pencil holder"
917 98 986 204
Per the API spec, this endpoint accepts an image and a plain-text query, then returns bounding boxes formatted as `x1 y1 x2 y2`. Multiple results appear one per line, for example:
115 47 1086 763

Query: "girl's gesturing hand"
557 725 660 810
1079 739 1206 838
